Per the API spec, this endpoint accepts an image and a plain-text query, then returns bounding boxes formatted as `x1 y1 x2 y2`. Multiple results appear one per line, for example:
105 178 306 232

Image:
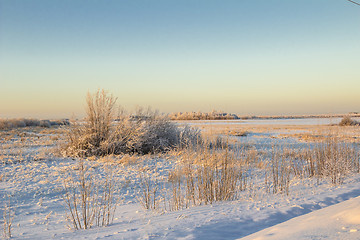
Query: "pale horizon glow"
1 0 360 119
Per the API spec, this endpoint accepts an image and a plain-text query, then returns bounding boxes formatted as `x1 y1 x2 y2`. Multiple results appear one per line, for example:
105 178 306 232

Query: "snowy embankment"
240 195 360 240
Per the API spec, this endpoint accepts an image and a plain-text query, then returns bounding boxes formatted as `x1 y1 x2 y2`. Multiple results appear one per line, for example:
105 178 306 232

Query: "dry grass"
163 142 248 210
2 195 14 239
62 160 118 230
138 173 159 210
135 138 249 211
134 124 360 212
304 136 359 184
268 146 291 195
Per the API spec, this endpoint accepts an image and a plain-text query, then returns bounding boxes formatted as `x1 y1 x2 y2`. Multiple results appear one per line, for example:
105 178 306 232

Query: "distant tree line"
168 111 239 120
168 111 360 121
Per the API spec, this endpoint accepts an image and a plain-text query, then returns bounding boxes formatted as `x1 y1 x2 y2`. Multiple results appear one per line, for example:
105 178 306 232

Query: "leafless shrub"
0 119 24 130
23 119 40 127
287 134 360 185
311 136 358 184
62 161 118 230
269 146 291 195
86 89 117 146
339 116 360 126
51 119 70 126
95 166 117 227
64 89 117 157
64 90 122 156
39 120 51 128
165 145 247 210
102 110 193 155
289 150 306 177
62 161 97 230
63 89 202 157
131 110 180 154
178 125 202 149
2 195 14 239
167 168 184 211
138 173 159 210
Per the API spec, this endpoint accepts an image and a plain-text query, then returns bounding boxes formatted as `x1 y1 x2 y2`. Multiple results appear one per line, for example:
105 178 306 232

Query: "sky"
0 0 359 118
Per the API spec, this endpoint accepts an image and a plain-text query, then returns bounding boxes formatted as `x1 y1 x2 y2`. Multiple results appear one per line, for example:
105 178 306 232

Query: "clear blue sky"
1 0 359 118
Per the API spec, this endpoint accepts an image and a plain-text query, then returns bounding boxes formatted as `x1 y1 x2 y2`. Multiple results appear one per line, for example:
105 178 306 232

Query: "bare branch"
347 0 360 6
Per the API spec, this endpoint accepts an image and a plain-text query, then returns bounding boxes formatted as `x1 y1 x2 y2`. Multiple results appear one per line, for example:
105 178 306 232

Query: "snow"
1 123 360 239
239 196 360 240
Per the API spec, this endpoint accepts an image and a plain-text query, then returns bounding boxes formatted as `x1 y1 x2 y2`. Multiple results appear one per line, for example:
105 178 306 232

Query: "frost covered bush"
63 90 201 157
64 90 116 157
39 120 51 128
339 116 360 126
178 125 202 148
134 114 179 154
102 113 182 155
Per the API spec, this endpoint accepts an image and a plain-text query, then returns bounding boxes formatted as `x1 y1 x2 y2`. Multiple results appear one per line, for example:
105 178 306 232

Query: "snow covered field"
1 120 360 239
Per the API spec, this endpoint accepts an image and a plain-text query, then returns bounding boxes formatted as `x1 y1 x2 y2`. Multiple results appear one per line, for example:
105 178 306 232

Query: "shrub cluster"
339 116 360 126
63 90 201 157
0 118 69 130
169 111 239 120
